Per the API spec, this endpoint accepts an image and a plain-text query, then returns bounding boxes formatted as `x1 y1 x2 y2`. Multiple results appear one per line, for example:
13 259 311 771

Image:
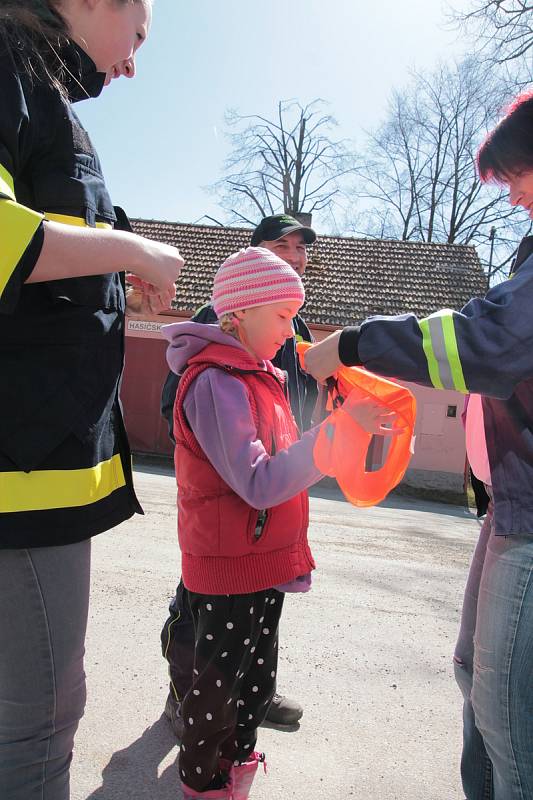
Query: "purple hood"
161 321 262 375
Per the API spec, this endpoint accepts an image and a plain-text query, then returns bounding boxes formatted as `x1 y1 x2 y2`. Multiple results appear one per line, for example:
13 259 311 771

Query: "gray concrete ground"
71 463 480 800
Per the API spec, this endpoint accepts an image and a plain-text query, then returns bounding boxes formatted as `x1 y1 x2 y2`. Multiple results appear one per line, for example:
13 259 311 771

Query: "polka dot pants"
178 588 284 792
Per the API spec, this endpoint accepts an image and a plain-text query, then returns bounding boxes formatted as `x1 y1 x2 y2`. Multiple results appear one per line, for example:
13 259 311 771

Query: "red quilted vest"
173 342 314 594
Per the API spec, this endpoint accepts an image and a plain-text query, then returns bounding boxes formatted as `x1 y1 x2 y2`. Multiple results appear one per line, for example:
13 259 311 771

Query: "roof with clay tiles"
131 219 487 327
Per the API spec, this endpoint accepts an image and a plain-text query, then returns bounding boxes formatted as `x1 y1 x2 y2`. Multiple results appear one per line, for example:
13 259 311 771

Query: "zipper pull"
254 509 268 540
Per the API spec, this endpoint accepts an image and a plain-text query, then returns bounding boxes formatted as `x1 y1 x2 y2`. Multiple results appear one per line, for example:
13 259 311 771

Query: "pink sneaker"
232 752 266 800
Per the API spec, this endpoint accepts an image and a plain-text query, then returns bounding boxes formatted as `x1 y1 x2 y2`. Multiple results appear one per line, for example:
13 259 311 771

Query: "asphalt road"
71 464 479 800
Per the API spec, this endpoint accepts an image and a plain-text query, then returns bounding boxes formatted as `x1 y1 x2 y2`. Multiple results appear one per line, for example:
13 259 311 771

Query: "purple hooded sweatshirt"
161 321 324 592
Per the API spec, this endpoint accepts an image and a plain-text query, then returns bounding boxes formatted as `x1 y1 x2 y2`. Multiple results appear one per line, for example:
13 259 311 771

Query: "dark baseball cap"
250 214 316 246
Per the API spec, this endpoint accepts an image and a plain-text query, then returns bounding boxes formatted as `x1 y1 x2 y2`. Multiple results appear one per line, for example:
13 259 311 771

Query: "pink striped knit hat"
212 246 305 318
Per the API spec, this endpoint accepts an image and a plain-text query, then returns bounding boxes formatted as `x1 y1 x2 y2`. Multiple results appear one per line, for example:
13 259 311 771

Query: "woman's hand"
303 331 342 383
341 394 404 436
129 236 184 296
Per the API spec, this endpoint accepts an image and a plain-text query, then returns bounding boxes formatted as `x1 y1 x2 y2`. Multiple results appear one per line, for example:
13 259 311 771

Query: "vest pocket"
0 343 120 472
249 509 269 544
247 496 306 551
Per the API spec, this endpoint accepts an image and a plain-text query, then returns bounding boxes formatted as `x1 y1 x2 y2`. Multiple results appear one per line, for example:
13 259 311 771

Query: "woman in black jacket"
0 3 183 798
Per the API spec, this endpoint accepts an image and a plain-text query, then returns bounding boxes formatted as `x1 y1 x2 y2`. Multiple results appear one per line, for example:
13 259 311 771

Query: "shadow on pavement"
85 716 182 800
132 454 476 522
84 713 301 799
310 481 475 519
259 718 301 733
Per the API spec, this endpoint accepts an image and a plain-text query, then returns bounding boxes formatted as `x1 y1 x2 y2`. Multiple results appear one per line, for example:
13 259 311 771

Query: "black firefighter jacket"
0 38 142 548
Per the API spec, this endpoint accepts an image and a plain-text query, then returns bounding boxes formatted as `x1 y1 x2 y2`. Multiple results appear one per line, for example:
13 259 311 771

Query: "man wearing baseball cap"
160 214 319 737
250 213 316 250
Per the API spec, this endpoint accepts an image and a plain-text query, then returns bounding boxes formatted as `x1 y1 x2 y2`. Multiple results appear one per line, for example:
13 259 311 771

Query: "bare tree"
211 100 353 226
349 58 531 281
452 0 533 83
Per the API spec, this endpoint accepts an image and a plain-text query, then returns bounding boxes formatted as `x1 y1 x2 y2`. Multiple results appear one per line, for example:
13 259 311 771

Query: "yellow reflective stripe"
0 200 43 298
44 212 112 229
0 164 43 296
440 313 468 393
419 312 468 393
0 163 15 200
0 454 126 513
419 318 444 389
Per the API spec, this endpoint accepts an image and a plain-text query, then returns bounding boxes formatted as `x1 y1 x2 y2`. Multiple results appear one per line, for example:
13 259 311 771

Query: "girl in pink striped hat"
161 246 396 799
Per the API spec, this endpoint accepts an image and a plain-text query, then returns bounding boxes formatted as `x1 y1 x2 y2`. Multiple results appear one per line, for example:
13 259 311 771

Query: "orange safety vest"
297 342 416 507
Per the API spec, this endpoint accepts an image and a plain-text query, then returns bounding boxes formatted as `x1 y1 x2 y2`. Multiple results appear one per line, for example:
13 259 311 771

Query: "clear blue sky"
76 0 470 228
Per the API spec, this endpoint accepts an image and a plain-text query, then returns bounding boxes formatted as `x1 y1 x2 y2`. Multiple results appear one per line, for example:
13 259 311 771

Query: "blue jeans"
0 541 91 800
454 507 533 800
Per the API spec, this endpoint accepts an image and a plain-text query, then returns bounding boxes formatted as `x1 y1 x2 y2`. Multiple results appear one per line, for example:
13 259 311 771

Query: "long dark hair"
0 0 142 93
477 90 533 184
0 1 72 92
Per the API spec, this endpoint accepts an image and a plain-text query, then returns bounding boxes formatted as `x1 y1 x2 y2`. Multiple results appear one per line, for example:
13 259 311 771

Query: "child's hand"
341 395 404 436
126 274 175 315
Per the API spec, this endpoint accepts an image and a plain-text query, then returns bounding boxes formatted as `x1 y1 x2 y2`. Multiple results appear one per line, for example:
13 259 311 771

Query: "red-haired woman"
304 91 533 800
